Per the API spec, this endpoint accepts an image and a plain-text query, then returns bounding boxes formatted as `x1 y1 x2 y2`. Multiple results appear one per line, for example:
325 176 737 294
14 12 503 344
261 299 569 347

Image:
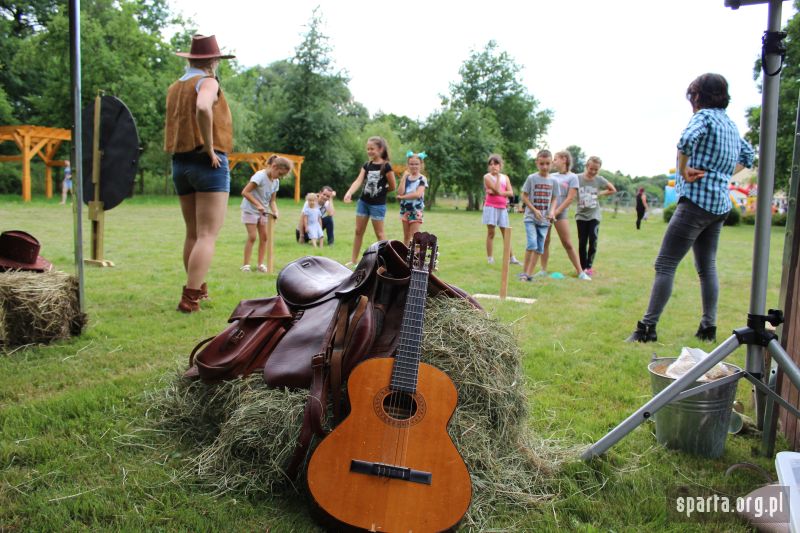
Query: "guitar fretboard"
390 269 429 393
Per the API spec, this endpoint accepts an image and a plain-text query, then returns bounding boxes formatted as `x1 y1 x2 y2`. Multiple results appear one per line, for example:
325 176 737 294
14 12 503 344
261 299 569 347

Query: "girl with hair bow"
397 151 429 245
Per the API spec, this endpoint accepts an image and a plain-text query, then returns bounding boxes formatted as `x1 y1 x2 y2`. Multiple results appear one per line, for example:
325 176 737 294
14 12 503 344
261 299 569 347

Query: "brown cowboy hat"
0 230 53 272
175 34 235 60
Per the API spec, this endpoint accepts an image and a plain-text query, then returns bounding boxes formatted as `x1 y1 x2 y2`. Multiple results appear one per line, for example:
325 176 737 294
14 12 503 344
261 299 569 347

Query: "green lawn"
0 193 790 531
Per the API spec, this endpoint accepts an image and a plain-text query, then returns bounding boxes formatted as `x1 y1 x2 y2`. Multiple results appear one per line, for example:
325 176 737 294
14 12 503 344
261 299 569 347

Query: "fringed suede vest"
163 75 233 154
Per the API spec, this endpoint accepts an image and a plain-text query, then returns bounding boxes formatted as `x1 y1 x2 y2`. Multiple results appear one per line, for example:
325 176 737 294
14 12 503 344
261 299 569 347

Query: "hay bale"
0 270 86 348
149 297 564 529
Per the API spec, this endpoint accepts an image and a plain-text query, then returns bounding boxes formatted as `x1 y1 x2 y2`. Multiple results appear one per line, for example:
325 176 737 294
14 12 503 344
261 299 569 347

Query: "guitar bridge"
350 459 432 485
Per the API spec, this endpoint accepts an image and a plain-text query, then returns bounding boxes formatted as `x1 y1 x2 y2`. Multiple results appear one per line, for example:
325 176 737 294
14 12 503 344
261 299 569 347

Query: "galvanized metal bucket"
649 357 741 458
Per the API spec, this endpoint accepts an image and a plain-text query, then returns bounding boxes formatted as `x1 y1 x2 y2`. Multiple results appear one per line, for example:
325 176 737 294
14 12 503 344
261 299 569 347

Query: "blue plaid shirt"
676 108 755 215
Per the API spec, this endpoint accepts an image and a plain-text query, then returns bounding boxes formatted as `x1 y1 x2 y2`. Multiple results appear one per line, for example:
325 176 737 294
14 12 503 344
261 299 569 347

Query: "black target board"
81 95 140 210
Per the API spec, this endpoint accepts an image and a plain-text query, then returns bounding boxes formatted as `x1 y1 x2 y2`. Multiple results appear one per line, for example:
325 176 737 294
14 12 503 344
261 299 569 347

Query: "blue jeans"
524 220 549 254
642 198 728 328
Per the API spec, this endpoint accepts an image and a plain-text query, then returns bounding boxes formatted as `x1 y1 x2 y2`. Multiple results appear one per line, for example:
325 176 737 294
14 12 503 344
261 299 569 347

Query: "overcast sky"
167 0 794 177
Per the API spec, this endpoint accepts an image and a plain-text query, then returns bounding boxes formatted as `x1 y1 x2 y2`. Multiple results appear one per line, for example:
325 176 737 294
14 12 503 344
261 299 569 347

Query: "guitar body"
307 356 471 532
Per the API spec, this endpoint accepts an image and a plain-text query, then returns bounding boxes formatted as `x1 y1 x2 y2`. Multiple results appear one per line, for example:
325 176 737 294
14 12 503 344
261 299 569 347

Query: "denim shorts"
172 151 230 195
355 199 386 220
524 220 549 254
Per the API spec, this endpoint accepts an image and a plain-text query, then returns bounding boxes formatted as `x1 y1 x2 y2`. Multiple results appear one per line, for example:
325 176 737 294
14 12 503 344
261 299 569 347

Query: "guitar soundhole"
382 391 417 420
374 387 426 427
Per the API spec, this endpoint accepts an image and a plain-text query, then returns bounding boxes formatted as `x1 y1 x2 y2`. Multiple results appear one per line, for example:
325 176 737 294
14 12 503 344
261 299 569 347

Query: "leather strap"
188 336 215 368
286 351 328 480
329 302 350 422
287 302 342 479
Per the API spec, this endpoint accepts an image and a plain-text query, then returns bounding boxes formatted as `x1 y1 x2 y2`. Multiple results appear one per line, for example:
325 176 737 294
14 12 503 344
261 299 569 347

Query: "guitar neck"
390 268 429 393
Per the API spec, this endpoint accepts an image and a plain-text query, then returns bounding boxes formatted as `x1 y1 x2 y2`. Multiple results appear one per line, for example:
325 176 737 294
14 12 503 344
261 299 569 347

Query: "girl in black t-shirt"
343 136 397 266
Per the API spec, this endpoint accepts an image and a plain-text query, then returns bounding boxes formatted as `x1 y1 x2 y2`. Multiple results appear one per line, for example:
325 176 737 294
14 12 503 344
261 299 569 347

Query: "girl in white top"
302 192 325 248
240 155 293 272
539 150 586 279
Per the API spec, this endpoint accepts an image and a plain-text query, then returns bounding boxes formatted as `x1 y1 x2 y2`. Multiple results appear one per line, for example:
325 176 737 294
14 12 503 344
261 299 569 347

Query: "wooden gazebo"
228 151 305 202
0 125 71 201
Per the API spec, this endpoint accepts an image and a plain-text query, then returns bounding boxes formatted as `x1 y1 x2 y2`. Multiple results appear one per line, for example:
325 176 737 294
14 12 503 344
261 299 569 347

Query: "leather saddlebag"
185 297 293 382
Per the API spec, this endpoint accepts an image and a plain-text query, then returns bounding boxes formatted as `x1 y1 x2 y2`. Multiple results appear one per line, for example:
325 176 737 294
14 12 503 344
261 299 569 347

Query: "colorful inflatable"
664 172 677 208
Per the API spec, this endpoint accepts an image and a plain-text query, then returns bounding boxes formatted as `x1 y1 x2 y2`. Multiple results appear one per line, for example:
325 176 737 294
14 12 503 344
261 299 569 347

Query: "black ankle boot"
695 325 717 342
625 321 657 343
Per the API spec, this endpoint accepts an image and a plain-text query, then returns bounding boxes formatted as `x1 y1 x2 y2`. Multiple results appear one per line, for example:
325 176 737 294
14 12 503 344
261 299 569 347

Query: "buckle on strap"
312 352 326 368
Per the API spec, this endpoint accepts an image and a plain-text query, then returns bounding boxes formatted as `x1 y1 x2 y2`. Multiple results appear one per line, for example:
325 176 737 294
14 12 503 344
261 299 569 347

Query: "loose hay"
0 270 86 348
149 297 565 529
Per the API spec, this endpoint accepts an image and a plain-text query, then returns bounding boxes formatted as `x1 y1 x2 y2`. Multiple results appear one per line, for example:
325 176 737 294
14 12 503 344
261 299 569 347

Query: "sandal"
240 265 251 272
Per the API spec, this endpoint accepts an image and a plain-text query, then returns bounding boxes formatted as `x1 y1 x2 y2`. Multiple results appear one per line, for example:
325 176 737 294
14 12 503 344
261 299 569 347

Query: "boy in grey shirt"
520 150 558 281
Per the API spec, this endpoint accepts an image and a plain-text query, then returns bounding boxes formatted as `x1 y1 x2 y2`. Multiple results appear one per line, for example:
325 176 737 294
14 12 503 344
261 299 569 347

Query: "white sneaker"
487 257 495 265
509 256 521 265
257 264 268 273
579 271 592 281
240 265 251 272
532 270 548 278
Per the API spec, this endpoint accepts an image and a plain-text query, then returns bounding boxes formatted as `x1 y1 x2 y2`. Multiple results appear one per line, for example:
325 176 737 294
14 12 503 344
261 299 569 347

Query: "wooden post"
85 95 113 267
45 164 53 199
294 163 301 203
266 214 275 274
22 131 31 202
500 227 512 300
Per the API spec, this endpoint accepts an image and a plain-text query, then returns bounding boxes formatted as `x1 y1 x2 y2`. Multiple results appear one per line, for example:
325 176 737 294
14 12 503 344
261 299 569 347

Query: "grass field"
0 193 790 531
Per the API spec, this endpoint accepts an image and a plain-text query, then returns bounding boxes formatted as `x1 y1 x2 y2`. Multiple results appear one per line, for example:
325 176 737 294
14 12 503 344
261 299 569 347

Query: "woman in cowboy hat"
164 34 235 313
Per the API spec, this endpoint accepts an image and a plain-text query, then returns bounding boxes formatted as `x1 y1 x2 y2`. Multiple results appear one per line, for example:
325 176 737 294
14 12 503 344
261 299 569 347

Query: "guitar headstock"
406 232 438 273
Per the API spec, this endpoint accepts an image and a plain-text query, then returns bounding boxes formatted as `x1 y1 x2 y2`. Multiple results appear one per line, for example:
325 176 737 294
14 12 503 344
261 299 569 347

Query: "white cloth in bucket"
666 347 730 382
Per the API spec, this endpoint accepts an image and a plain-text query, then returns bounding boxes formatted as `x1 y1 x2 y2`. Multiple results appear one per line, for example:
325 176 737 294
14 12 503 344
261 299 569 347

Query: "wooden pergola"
228 151 305 202
0 125 71 201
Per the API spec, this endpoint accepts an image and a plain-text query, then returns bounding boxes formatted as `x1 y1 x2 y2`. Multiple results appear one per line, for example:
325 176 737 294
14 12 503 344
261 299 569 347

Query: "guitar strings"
393 266 426 478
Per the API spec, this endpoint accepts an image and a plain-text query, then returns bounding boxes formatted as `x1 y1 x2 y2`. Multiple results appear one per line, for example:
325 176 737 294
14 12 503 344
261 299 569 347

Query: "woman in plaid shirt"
627 73 755 343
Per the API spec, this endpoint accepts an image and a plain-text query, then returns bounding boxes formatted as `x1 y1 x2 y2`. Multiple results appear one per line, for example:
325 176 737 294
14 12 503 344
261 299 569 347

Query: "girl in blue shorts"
343 136 397 266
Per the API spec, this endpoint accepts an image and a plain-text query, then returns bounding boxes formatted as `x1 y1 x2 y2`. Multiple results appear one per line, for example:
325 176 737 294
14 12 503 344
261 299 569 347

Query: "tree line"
2 0 791 205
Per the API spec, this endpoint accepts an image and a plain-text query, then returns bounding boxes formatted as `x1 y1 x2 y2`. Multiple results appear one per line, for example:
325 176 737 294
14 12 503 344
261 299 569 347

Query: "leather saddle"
265 242 388 390
265 238 481 393
276 249 379 309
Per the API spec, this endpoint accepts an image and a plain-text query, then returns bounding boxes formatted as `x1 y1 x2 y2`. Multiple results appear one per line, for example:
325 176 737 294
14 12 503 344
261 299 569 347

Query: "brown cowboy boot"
177 286 203 313
199 282 210 301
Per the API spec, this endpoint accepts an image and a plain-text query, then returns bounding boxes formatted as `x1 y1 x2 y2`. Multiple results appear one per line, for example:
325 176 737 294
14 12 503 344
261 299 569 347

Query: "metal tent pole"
69 0 86 313
747 0 784 425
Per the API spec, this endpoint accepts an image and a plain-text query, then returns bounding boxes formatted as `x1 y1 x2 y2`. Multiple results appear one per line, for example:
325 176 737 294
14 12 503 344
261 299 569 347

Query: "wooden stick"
499 227 512 300
266 214 275 274
474 294 536 305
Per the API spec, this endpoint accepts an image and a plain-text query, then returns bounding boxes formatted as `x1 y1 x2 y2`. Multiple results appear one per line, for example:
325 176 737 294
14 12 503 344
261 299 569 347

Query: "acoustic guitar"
307 232 471 532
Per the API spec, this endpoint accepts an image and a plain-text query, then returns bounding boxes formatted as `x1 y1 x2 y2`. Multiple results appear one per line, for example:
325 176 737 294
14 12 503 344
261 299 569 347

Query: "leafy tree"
448 41 551 183
0 0 60 120
7 0 184 178
271 8 358 194
745 0 800 191
419 106 503 209
565 144 586 173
